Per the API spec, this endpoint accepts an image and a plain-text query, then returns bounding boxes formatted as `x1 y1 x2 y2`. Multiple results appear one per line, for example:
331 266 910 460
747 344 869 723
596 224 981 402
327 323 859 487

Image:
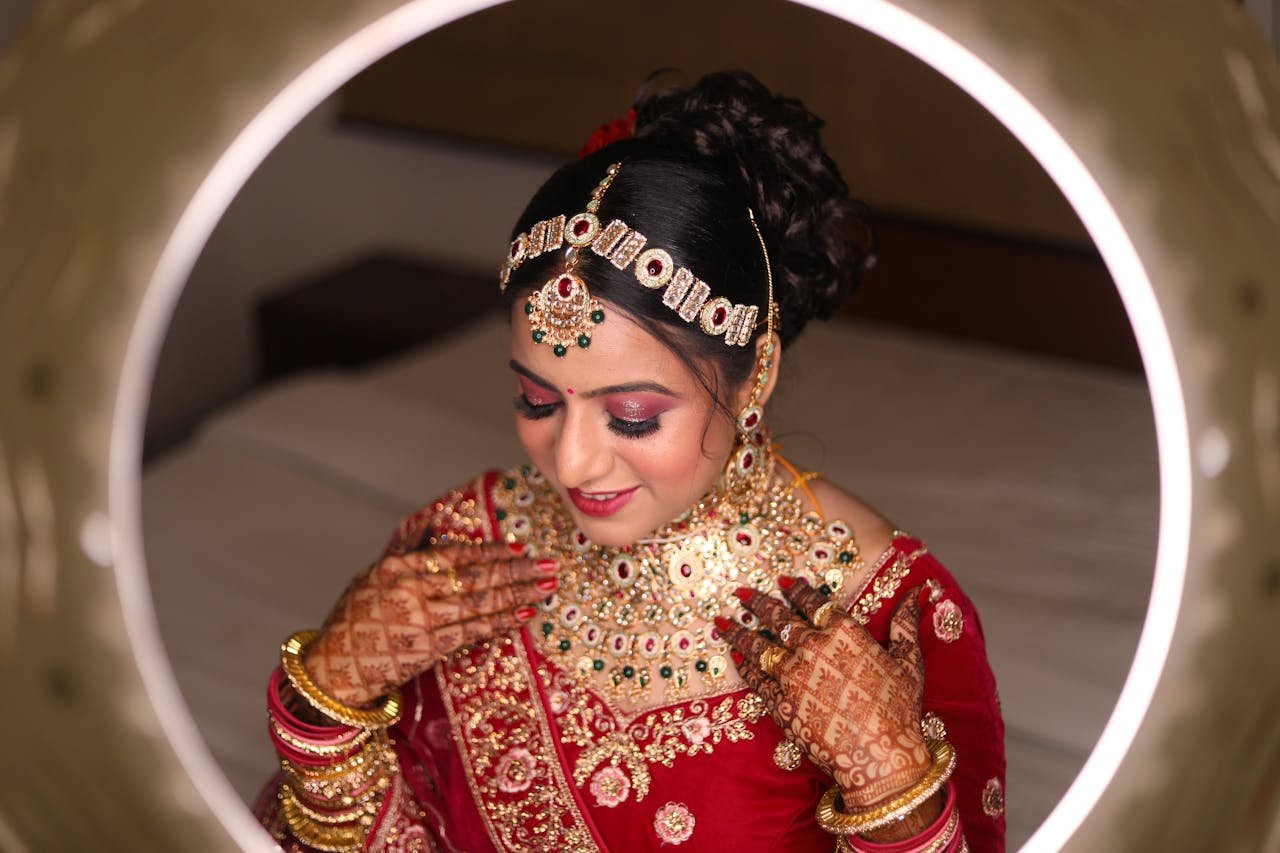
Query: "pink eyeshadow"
607 393 674 422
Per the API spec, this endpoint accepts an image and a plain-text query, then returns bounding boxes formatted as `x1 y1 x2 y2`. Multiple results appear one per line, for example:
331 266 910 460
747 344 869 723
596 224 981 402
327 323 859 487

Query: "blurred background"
3 1 1275 848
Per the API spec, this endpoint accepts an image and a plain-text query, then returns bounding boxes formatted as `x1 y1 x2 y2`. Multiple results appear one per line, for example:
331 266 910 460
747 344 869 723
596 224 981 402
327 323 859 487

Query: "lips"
568 486 639 518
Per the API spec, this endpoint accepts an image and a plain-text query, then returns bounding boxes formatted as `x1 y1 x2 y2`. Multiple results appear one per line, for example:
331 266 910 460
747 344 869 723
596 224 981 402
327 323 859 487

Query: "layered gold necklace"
491 442 864 704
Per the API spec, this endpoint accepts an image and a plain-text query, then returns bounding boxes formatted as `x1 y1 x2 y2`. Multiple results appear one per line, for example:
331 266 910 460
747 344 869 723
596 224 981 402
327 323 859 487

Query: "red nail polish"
508 542 527 556
515 605 536 620
777 575 796 591
536 558 558 573
535 578 558 592
730 651 744 667
733 588 753 604
714 616 733 632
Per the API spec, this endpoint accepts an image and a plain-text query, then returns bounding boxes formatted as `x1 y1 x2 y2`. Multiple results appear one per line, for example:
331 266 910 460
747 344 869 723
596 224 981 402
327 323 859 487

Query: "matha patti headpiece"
501 162 765 356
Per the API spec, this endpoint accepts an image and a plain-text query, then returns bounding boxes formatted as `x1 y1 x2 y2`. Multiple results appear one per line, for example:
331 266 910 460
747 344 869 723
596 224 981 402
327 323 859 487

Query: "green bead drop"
558 639 571 652
553 344 567 357
592 658 605 671
541 622 554 637
660 665 673 679
532 330 544 343
590 309 605 323
695 660 708 672
577 335 591 348
622 665 635 678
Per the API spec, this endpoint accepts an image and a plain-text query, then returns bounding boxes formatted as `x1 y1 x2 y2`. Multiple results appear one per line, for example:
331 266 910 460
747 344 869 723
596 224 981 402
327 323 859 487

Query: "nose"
553 405 612 489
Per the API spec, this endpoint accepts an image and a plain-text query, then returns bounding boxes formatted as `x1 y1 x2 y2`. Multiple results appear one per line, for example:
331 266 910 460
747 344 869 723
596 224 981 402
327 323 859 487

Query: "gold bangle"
271 718 374 757
815 739 956 835
280 630 403 729
279 785 369 852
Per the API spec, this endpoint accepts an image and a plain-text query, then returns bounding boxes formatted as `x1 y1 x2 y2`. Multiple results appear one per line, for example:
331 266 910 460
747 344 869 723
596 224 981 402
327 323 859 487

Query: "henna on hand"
723 582 932 809
305 543 557 706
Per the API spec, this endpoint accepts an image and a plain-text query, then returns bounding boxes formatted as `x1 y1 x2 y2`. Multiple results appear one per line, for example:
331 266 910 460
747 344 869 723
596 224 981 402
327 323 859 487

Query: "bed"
141 312 1158 848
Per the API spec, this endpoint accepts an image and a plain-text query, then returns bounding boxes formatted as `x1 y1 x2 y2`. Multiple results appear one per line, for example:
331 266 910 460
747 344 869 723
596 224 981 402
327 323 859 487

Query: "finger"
418 556 558 599
778 576 846 629
889 588 926 691
735 589 818 651
715 617 787 679
431 540 529 570
431 578 556 624
452 603 541 649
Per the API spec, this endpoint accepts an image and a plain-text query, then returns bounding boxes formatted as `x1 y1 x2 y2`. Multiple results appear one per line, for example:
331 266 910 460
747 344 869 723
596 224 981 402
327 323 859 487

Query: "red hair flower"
577 108 637 159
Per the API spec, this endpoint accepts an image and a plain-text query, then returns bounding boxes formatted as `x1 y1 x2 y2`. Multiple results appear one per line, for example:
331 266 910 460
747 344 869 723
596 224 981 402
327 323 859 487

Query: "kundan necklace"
490 439 866 704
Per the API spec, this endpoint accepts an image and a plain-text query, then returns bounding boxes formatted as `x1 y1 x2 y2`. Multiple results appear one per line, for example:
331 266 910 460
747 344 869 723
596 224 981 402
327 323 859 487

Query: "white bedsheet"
143 316 1158 848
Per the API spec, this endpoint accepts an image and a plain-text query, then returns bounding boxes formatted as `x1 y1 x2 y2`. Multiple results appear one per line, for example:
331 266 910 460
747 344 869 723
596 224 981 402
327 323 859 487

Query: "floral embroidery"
933 599 965 643
549 689 571 715
424 718 453 751
924 577 944 602
653 802 696 845
589 766 631 808
773 739 803 771
920 711 947 741
386 824 429 852
849 548 928 625
982 777 1005 817
681 716 711 745
737 692 766 723
495 748 537 793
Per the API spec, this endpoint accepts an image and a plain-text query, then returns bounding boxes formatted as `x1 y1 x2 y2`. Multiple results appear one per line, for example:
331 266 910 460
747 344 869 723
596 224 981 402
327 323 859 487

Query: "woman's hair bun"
630 71 875 344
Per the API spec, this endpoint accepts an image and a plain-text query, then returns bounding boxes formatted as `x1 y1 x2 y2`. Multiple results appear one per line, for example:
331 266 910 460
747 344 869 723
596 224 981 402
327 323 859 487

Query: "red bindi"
566 388 575 395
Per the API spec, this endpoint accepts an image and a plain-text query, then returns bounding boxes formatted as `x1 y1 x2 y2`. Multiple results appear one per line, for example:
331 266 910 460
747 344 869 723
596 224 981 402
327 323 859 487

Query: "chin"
572 515 647 549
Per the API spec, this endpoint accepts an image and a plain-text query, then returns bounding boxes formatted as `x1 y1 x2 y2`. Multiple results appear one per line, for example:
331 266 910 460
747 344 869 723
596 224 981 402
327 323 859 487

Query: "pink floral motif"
548 689 570 715
653 802 696 845
424 718 453 751
933 598 965 643
680 716 711 745
495 748 537 793
589 765 631 808
387 824 429 852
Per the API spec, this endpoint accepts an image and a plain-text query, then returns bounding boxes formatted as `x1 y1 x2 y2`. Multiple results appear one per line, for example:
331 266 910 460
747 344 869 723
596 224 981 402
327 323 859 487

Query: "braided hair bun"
630 71 874 346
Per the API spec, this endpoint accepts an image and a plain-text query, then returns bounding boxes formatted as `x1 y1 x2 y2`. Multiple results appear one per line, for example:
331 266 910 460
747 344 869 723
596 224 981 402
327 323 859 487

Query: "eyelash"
513 395 662 439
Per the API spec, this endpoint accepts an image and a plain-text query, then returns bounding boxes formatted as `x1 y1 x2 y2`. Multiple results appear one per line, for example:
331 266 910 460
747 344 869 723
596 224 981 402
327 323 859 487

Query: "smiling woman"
263 74 1005 851
2 2 1279 853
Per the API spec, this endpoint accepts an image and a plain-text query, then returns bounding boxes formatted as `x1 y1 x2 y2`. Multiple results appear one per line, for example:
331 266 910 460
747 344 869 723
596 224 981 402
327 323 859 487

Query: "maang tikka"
503 162 764 357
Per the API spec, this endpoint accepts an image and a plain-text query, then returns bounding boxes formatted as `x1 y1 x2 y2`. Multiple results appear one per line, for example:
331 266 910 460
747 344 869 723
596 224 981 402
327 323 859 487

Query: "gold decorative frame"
0 1 1277 850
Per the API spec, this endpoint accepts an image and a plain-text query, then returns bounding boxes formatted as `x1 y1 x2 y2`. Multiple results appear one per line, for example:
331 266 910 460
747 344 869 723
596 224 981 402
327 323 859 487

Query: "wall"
144 98 558 452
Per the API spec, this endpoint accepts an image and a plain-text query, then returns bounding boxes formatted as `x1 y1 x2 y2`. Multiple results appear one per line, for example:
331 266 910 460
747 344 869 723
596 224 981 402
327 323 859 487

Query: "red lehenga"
257 467 1006 852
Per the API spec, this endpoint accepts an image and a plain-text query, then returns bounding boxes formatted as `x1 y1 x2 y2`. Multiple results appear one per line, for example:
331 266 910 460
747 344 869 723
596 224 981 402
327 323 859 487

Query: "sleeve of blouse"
253 471 500 852
914 556 1007 853
852 542 1006 853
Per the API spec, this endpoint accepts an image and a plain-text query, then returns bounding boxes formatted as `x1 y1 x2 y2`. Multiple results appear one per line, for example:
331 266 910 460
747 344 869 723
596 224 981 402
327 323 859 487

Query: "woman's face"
509 298 738 547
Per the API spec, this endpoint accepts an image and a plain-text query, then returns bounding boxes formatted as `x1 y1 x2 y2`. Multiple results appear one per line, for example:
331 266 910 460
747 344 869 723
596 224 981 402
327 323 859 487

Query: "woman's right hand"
302 541 557 707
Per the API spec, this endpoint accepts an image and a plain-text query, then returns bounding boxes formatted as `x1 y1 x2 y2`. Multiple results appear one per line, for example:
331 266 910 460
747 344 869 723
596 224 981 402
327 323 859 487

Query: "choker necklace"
490 439 865 703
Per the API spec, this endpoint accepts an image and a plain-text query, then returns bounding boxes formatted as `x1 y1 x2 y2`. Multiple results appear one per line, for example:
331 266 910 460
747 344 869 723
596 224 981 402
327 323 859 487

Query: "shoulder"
384 468 515 554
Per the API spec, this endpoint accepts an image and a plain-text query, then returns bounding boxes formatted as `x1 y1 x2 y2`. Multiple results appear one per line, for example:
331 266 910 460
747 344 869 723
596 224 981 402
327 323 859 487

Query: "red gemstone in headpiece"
646 258 663 276
743 411 759 430
712 306 728 326
557 276 574 298
742 451 755 469
573 219 591 237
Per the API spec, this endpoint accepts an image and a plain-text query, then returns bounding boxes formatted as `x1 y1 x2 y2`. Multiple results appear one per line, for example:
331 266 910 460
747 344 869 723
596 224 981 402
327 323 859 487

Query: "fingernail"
733 588 753 604
535 558 558 573
714 616 733 632
515 605 537 620
730 651 744 667
508 541 527 556
777 575 796 591
535 578 558 592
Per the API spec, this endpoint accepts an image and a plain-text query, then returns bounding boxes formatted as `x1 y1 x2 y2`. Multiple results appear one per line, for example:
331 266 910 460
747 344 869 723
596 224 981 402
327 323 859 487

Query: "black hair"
501 71 875 410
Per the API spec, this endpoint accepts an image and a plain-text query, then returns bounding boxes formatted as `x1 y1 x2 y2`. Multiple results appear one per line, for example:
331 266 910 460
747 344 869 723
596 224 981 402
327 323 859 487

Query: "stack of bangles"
818 739 964 853
270 630 404 852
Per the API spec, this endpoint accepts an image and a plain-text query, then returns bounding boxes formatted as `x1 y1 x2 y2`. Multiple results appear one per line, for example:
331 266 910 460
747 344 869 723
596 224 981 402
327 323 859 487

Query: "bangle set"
272 629 407 852
280 630 403 729
816 739 956 836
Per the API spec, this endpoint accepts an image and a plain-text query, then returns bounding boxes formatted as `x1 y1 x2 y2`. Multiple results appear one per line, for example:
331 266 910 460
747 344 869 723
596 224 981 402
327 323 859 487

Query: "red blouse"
259 470 1006 852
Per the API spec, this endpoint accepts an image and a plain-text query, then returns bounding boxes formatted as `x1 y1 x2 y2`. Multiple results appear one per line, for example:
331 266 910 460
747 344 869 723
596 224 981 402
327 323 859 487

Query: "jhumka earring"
722 209 778 506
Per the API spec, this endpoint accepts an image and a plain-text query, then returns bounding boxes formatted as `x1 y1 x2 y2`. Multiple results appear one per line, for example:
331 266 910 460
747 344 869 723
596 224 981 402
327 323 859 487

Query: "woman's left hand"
718 578 931 808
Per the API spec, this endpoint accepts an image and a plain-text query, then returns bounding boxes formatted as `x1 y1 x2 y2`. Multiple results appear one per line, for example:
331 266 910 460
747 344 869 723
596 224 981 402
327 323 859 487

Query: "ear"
732 332 782 414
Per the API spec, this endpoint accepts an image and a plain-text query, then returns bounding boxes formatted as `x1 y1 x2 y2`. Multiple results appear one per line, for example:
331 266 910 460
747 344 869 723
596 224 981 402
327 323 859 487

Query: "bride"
257 71 1005 853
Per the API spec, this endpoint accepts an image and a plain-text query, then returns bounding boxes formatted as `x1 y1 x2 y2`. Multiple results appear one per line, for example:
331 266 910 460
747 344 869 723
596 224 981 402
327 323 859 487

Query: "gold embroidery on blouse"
848 545 929 625
436 637 598 852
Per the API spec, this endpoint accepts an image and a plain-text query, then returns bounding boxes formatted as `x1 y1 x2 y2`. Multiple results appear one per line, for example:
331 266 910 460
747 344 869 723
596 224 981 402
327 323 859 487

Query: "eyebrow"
508 359 681 400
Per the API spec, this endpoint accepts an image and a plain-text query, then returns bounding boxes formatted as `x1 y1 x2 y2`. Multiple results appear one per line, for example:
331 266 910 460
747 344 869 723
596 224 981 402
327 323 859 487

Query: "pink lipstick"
568 486 639 518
